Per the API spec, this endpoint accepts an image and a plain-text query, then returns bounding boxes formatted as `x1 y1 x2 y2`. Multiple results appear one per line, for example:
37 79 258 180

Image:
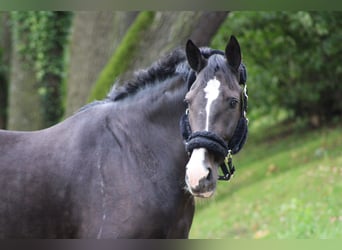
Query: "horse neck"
114 73 189 158
143 75 188 131
107 74 189 179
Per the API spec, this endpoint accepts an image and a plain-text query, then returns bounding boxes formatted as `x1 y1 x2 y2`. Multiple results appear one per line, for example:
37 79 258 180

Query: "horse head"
183 36 248 198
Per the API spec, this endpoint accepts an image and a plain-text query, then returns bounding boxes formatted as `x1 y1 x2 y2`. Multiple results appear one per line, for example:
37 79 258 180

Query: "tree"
4 11 229 129
7 11 71 130
7 12 44 130
64 11 138 116
213 11 342 126
88 11 228 101
0 12 11 129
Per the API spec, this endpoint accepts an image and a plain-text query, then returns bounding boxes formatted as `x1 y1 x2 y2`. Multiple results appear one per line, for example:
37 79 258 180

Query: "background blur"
0 11 341 238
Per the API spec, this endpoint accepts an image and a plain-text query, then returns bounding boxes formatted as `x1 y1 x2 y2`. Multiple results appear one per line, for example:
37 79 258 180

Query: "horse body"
0 36 247 238
0 73 193 238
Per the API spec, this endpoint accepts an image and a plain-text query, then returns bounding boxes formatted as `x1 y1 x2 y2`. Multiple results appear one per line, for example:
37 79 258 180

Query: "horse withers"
0 36 247 238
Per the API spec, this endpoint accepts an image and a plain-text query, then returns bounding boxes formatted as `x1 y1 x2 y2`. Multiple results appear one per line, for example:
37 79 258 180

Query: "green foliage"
212 11 342 126
88 11 155 101
0 48 8 127
11 11 72 126
0 13 9 128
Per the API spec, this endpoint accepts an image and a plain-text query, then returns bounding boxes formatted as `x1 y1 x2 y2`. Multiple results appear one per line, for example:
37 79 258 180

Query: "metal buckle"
218 150 235 181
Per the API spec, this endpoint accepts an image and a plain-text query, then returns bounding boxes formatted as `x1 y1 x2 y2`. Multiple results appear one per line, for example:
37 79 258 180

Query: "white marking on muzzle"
185 148 208 189
204 77 221 130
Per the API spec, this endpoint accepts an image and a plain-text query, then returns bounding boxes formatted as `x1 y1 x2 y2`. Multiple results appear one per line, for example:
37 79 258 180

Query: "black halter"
180 60 248 181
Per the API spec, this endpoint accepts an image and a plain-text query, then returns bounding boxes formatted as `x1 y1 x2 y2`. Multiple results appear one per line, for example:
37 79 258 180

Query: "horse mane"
107 48 187 101
77 46 235 114
107 46 224 102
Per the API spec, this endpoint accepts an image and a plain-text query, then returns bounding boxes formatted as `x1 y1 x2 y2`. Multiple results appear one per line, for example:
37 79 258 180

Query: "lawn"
189 119 342 239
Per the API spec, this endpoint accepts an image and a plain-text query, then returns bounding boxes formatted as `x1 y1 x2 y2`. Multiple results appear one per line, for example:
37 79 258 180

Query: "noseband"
180 104 236 181
180 56 248 181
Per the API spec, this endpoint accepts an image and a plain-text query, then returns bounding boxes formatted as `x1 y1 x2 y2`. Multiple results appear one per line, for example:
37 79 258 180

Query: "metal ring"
185 108 189 115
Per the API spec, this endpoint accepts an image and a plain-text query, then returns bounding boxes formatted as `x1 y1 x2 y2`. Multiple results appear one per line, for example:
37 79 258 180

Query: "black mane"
107 47 224 102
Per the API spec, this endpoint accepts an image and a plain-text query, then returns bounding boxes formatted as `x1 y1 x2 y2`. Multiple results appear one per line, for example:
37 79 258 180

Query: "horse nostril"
206 168 212 181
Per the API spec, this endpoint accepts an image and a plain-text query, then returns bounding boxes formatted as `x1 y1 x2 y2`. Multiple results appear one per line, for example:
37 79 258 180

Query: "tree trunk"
89 11 229 101
0 12 11 129
118 11 229 83
7 35 44 130
189 11 229 46
65 11 138 116
7 12 71 131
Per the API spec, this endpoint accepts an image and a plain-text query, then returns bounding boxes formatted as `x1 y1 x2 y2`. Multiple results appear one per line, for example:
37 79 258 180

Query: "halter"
180 61 247 181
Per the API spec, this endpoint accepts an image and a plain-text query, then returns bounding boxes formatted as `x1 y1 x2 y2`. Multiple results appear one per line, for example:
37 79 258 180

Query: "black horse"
0 36 248 238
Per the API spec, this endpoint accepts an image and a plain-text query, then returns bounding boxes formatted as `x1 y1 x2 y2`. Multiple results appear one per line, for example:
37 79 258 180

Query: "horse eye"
184 98 191 106
229 99 238 109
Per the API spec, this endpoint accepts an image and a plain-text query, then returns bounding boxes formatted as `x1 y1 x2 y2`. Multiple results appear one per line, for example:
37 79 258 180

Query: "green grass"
189 120 342 239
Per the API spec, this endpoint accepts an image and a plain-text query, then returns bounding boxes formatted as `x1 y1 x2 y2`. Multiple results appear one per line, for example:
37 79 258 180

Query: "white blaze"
185 78 221 195
185 148 208 188
203 77 221 130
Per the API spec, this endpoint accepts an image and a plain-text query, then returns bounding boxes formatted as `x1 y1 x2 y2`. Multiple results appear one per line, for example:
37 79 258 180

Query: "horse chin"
190 189 215 199
185 176 217 198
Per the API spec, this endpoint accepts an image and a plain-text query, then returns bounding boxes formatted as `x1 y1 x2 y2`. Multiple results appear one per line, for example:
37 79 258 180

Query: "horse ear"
225 35 241 72
186 40 206 72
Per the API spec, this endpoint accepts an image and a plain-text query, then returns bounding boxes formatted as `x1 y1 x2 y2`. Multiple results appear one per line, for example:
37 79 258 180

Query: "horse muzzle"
185 148 217 198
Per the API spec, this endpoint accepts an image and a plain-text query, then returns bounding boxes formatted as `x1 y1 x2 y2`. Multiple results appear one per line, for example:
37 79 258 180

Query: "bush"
212 11 342 126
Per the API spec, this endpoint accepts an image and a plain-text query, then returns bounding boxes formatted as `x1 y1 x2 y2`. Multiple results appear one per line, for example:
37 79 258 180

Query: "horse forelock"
199 47 224 59
201 54 240 91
